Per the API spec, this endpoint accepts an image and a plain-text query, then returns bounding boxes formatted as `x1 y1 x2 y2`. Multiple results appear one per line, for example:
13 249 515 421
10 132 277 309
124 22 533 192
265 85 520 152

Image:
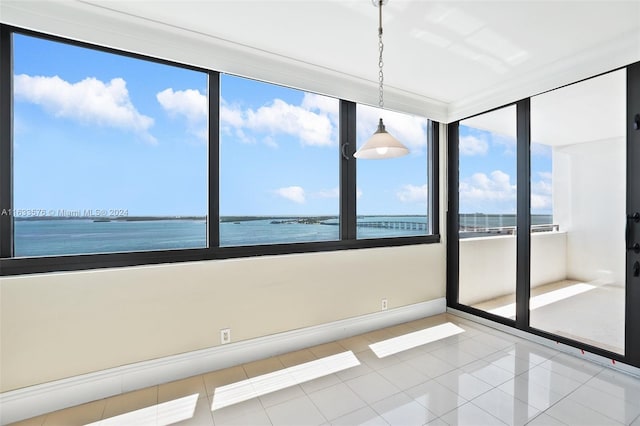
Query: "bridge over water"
356 221 428 231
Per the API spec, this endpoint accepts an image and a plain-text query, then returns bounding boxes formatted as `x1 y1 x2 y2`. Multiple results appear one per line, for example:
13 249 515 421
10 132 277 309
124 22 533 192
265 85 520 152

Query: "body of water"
13 216 429 257
13 214 553 257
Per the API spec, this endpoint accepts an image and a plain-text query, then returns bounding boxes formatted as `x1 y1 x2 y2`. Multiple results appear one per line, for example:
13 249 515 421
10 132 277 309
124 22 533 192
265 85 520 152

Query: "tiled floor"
10 313 640 426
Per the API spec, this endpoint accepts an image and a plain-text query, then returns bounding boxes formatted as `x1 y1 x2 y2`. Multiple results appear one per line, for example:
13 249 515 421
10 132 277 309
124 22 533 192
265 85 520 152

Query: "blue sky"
13 33 429 217
459 121 552 215
13 33 548 218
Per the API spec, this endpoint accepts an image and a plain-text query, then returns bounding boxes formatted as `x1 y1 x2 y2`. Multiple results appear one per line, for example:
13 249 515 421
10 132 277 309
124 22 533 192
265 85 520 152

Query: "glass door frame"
447 62 640 369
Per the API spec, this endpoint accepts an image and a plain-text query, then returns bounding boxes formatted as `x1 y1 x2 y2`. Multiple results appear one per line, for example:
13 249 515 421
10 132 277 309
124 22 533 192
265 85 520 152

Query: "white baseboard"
447 308 640 378
0 298 445 425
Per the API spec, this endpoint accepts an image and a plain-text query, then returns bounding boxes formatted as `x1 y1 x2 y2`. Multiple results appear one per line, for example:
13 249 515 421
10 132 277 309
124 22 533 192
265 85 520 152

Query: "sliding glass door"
529 69 626 354
448 63 640 367
457 105 517 320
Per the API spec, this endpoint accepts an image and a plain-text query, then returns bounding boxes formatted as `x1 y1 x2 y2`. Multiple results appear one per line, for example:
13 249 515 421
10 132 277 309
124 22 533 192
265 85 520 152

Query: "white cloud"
531 173 552 210
220 95 338 148
460 170 516 202
460 169 552 212
302 93 339 123
14 74 155 143
459 135 488 156
314 187 339 199
274 186 306 204
157 88 207 141
397 184 428 203
221 103 244 128
157 88 207 121
538 171 552 180
246 99 334 147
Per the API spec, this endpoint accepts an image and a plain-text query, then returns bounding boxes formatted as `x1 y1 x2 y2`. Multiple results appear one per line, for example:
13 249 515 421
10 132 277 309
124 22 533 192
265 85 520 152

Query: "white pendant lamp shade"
354 118 409 159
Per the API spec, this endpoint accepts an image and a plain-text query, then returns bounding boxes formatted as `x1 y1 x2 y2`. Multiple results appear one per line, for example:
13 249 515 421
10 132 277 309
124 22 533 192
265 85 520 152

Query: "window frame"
0 25 440 277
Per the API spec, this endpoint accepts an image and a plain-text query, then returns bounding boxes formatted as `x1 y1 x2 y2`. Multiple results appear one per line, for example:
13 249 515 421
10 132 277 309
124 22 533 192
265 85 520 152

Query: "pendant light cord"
378 0 384 109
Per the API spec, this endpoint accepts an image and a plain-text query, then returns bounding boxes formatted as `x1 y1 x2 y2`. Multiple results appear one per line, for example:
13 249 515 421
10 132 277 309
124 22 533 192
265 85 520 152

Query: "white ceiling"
1 0 639 123
461 68 626 146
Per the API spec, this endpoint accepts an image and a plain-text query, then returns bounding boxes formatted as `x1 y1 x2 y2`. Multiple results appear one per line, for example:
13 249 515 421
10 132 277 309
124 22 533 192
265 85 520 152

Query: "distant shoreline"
14 216 207 222
14 214 432 223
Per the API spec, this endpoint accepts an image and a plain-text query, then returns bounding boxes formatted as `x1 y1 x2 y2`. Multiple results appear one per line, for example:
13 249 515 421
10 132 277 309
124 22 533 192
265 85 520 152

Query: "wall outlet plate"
381 299 388 311
220 328 231 345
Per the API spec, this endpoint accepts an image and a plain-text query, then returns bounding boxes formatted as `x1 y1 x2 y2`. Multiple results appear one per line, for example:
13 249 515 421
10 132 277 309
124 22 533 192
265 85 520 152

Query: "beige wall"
0 244 445 392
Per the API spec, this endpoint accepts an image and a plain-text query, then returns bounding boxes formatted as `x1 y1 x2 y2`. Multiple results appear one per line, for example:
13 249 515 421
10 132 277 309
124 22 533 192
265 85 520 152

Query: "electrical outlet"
381 298 388 311
220 328 231 345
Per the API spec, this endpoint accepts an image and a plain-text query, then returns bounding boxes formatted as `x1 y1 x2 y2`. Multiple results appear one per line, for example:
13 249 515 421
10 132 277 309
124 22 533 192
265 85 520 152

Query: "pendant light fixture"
354 0 409 160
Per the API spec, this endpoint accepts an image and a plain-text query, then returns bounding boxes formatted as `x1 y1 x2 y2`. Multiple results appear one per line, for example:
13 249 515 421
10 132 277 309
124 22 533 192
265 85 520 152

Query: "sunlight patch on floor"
212 351 360 411
85 393 198 426
486 282 597 318
369 322 465 358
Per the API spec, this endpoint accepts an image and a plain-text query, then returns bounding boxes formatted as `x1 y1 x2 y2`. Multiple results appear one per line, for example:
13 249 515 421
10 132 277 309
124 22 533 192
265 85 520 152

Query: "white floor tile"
497 376 564 411
544 398 623 425
430 346 477 368
434 369 493 401
483 351 532 376
405 352 456 378
405 380 467 417
425 417 450 426
475 333 518 350
585 369 640 405
525 413 568 426
308 383 367 421
345 371 402 405
357 350 403 371
457 338 502 358
377 362 430 390
210 396 264 424
394 346 431 361
265 395 326 426
471 387 540 426
567 383 640 424
330 407 389 426
335 360 374 382
504 343 556 366
524 366 582 397
371 392 438 425
300 373 343 394
537 355 602 383
462 360 515 387
259 384 306 408
213 409 272 426
441 402 507 426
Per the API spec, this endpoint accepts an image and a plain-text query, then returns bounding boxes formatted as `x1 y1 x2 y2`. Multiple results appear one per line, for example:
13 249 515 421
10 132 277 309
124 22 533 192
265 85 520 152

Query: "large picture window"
0 26 439 275
219 75 339 246
356 105 430 239
11 33 209 257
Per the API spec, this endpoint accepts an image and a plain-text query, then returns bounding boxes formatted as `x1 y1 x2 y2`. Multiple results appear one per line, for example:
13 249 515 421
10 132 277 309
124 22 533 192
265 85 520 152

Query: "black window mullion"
209 71 220 250
516 99 531 329
626 62 640 367
340 100 356 240
429 121 440 237
446 121 459 306
0 26 13 259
